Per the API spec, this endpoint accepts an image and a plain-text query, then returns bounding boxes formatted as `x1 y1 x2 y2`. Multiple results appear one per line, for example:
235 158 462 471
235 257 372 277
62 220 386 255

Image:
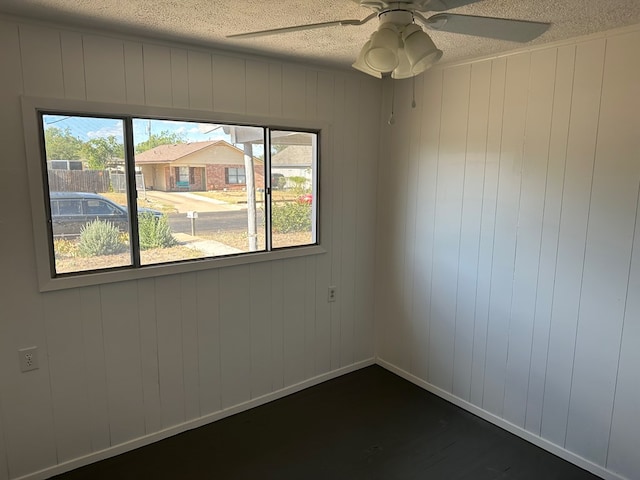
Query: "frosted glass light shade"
403 24 443 75
353 40 383 78
391 48 413 79
365 24 400 72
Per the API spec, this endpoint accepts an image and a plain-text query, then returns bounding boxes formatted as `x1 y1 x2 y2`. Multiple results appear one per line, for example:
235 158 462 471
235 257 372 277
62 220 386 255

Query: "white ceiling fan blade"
421 13 551 42
228 13 376 39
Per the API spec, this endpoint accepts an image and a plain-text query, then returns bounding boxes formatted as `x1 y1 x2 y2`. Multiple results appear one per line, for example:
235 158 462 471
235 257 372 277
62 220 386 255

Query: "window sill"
38 245 326 292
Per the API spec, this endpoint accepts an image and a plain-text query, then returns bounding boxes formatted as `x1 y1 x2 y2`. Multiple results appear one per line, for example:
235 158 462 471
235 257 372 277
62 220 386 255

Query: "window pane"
133 119 266 264
42 115 132 274
270 130 317 249
226 167 246 185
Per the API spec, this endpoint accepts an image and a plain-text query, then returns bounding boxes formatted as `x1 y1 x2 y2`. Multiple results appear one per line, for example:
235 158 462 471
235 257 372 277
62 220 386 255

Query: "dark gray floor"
52 365 601 479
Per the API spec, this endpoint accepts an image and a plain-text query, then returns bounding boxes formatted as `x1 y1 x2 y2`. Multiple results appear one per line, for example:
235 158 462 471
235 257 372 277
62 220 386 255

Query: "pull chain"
412 76 416 109
388 80 395 125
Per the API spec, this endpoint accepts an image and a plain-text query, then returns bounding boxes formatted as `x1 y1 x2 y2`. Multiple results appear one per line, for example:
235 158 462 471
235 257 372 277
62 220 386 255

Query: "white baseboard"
17 358 375 480
376 358 626 480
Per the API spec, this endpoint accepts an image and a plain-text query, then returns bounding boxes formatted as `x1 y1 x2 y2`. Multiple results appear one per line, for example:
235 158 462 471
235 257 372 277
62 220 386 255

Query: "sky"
41 115 318 160
42 114 249 146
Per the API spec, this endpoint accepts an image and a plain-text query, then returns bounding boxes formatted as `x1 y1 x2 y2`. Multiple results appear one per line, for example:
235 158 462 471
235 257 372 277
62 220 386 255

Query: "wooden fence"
110 173 146 194
48 170 111 193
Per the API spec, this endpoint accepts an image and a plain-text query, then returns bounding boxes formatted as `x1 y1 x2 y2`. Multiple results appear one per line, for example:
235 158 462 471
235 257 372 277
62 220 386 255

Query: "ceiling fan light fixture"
353 40 383 78
364 24 400 72
403 24 443 74
229 1 551 81
391 48 413 79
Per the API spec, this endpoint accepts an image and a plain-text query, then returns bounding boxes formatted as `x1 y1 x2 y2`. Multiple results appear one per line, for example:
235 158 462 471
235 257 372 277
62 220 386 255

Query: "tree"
82 136 124 170
44 126 83 160
271 144 288 155
255 143 287 161
135 130 186 153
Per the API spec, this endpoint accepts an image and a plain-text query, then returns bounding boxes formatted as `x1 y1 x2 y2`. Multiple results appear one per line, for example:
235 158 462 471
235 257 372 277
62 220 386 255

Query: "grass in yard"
101 192 176 214
101 190 303 210
199 230 313 251
53 239 202 274
194 190 301 204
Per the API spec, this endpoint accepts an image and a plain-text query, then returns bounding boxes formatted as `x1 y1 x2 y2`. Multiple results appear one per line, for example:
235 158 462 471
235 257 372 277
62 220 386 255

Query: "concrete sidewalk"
174 233 243 256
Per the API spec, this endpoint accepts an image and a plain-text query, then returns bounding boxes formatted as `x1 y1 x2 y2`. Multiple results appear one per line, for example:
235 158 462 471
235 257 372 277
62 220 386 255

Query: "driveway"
143 190 245 213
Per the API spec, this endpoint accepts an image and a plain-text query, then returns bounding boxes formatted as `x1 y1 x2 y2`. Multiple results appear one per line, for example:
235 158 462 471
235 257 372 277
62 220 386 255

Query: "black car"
271 173 285 190
49 191 162 237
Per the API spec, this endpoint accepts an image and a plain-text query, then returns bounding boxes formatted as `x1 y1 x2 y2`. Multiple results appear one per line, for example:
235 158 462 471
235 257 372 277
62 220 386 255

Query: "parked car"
296 193 313 205
49 191 162 237
271 173 285 190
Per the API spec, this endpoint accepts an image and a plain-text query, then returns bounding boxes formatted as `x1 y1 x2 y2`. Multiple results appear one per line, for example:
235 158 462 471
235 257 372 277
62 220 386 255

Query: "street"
166 210 265 235
143 190 263 235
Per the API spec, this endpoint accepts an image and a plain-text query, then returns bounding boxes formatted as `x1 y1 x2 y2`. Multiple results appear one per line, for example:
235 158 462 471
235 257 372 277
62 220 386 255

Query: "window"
22 98 324 290
177 166 190 188
49 159 83 170
225 167 245 185
84 199 121 215
57 199 82 215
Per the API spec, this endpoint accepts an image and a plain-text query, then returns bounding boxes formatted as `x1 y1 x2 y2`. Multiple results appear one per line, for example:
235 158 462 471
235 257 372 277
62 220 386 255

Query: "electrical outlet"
19 347 39 372
328 286 337 303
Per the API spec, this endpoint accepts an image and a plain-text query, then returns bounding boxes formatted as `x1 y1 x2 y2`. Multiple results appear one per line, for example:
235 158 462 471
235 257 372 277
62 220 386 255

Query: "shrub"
53 238 78 257
272 201 312 233
287 176 309 194
77 220 127 257
138 212 177 250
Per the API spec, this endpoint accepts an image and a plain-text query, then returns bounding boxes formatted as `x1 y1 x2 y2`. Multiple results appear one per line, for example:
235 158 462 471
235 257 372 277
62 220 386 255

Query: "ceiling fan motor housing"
359 0 438 13
378 9 415 27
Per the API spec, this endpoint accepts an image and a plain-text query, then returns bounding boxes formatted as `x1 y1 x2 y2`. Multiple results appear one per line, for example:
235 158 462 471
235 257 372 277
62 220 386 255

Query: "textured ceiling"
1 0 639 70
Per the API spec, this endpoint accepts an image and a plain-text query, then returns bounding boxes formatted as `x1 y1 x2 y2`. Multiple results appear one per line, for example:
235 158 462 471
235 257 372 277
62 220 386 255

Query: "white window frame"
22 96 327 292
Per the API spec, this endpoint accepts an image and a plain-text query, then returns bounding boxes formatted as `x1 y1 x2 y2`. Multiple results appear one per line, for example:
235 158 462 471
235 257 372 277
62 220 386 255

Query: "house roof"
135 139 264 165
135 140 226 164
272 145 313 167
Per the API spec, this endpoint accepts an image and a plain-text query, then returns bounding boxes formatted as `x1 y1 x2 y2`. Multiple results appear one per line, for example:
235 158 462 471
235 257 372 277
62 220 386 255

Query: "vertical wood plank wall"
376 26 640 480
0 18 379 480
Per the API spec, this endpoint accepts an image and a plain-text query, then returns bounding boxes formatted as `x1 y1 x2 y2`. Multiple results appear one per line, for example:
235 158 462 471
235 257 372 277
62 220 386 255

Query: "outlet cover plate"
19 346 39 372
328 286 337 303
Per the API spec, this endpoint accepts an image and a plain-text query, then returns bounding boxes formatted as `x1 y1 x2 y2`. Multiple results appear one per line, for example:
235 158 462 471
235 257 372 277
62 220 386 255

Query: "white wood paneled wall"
376 26 640 480
0 17 379 479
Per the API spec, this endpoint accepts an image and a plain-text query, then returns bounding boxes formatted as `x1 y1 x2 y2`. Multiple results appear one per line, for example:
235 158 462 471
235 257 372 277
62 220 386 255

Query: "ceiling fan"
228 0 551 79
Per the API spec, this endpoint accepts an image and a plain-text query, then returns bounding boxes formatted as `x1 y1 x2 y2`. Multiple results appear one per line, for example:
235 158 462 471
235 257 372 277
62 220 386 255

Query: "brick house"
135 140 264 192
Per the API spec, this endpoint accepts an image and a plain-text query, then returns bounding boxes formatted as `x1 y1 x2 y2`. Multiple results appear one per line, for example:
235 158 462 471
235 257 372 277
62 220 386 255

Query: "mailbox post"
187 211 198 236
